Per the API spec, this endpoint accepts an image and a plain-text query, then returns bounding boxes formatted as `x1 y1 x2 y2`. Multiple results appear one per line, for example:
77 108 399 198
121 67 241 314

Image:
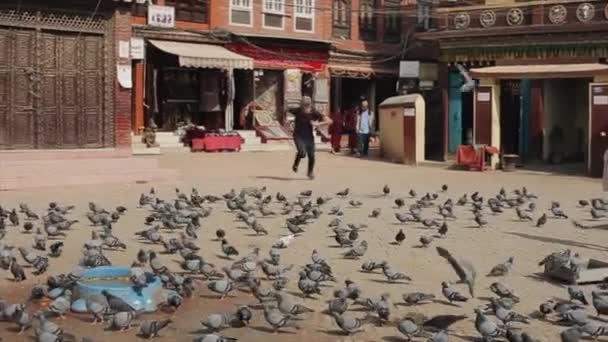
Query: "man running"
290 96 332 180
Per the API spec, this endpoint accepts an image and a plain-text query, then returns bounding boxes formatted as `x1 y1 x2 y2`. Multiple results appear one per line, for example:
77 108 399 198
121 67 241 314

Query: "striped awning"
149 40 253 70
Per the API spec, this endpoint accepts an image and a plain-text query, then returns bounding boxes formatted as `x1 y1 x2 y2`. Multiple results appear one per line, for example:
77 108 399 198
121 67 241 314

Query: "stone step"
241 143 293 152
1 157 157 170
0 168 179 191
132 144 162 156
0 148 131 161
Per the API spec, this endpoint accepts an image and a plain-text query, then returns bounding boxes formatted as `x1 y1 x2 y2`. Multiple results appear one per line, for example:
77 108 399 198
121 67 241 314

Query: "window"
416 0 431 31
294 0 314 32
359 0 376 41
263 0 285 29
332 0 350 38
230 0 253 26
383 0 401 43
164 0 209 23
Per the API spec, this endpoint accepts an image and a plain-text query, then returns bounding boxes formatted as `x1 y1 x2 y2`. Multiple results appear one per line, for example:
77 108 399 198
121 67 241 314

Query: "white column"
225 69 235 131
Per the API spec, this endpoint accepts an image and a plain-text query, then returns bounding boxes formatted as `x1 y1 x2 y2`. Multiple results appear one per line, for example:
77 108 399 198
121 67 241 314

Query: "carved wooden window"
333 0 351 39
383 0 401 43
164 0 209 23
359 0 376 41
416 0 431 31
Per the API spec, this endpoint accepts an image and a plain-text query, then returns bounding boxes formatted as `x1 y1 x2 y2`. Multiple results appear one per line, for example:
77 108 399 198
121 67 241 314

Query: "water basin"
72 266 162 313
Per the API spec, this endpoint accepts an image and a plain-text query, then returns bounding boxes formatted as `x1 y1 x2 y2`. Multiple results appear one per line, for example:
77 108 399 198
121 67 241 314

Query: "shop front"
131 33 253 134
226 43 329 133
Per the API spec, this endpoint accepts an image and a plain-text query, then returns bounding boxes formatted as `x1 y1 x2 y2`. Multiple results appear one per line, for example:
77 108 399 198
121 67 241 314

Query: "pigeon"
592 291 608 316
402 292 435 305
488 257 514 277
579 200 589 207
536 214 547 227
263 304 299 333
475 308 505 340
429 330 449 342
13 304 31 334
551 206 569 219
85 293 110 324
48 290 72 319
221 240 239 259
274 292 314 316
208 279 234 299
395 213 411 224
441 282 468 303
395 229 405 245
10 257 26 281
383 185 390 195
436 246 476 297
361 260 386 273
381 264 412 283
409 189 417 198
336 188 349 198
102 290 136 312
48 242 64 257
108 311 134 331
328 296 349 315
332 312 365 335
34 311 63 335
591 208 606 220
474 214 488 228
560 327 582 342
419 235 433 247
369 208 381 218
201 313 233 332
139 319 172 338
395 198 405 208
438 222 448 237
343 240 368 259
490 282 520 302
568 287 588 305
516 207 533 221
194 334 237 342
397 318 424 340
9 209 19 226
23 221 34 233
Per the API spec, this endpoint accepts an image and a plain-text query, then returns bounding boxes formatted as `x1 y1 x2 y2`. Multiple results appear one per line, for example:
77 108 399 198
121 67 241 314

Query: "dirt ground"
1 151 607 342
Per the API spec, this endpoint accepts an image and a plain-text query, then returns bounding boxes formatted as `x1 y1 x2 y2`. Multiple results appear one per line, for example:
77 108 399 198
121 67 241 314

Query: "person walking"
356 100 374 157
290 96 332 180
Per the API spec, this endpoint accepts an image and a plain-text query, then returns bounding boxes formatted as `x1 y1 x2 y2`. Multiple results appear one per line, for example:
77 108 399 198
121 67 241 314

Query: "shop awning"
149 40 253 70
329 65 399 79
470 63 608 79
225 44 328 72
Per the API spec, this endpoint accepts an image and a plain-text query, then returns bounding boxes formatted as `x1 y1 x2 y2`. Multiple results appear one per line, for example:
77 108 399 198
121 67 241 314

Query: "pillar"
529 80 544 160
113 7 133 149
133 61 145 133
476 78 501 168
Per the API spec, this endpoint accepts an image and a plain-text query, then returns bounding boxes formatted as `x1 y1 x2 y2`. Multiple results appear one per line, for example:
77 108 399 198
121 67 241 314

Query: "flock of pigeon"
0 183 607 341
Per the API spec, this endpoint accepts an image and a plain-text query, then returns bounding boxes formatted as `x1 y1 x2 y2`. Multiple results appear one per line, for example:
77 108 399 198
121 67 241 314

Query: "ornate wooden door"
0 27 105 149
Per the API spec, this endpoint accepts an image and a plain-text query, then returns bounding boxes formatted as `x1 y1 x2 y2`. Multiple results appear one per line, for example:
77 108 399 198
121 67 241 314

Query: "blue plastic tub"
72 266 162 313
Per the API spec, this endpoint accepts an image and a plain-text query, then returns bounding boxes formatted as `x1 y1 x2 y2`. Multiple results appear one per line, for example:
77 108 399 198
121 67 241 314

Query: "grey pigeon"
490 282 520 302
36 331 62 342
343 240 368 259
561 327 582 342
560 309 589 325
488 257 514 277
274 292 314 316
402 292 435 306
428 330 449 342
108 311 133 331
13 304 32 334
332 312 365 335
194 334 237 342
436 246 476 297
441 282 468 303
85 293 110 324
475 308 504 340
34 311 62 335
398 318 423 340
139 319 172 338
263 304 299 333
568 287 588 305
101 290 136 312
48 290 71 318
592 291 608 316
208 279 234 299
382 264 412 283
579 320 608 338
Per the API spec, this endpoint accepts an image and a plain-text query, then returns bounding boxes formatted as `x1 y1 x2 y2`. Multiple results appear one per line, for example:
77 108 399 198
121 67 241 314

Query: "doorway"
500 79 521 155
448 70 474 153
233 69 253 130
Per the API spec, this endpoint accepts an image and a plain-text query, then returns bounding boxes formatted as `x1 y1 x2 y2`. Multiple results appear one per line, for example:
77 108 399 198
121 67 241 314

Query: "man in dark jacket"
290 96 332 180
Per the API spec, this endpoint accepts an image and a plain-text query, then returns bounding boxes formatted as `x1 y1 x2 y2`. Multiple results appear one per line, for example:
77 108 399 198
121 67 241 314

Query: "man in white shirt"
356 100 374 157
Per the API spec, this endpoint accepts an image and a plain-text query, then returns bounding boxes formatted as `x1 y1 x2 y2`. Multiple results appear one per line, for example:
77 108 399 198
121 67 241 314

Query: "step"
132 145 162 156
241 143 293 152
0 148 131 161
235 130 258 139
0 168 179 191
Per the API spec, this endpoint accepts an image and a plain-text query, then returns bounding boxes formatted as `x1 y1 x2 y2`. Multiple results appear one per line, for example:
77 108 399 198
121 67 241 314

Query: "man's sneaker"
307 172 315 180
292 165 298 173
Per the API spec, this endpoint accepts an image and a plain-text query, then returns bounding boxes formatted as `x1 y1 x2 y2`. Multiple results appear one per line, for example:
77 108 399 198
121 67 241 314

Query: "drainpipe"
455 63 475 92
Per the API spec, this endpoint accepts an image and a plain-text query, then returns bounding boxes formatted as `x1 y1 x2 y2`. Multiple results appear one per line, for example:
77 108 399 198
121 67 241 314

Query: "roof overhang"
470 63 608 79
149 40 253 70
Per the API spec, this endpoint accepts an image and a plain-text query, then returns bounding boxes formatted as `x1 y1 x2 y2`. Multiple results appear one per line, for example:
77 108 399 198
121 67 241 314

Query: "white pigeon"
272 234 295 249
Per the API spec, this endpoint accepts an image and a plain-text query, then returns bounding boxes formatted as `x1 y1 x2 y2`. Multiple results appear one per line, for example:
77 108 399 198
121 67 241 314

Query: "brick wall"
114 7 133 148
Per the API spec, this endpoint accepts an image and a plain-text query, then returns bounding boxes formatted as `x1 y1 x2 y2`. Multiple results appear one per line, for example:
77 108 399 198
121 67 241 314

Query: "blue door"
448 72 463 153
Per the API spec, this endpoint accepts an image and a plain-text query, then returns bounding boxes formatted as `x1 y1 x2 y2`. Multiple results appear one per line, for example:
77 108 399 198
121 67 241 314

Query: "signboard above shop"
148 5 175 28
399 61 438 81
